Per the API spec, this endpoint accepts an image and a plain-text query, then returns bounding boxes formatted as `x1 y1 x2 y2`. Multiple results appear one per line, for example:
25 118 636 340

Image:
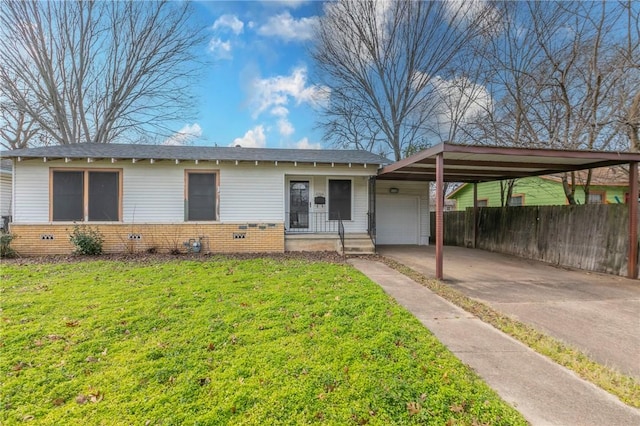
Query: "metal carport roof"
376 143 640 279
377 143 640 182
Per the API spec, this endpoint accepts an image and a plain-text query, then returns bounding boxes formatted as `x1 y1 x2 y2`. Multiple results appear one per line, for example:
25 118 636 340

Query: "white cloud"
208 38 232 60
163 123 202 146
245 68 329 141
270 106 289 118
258 11 318 42
443 0 503 35
261 0 308 8
212 14 244 35
231 125 266 148
432 75 492 118
294 137 321 150
277 118 295 137
209 15 244 60
429 75 492 139
249 66 329 119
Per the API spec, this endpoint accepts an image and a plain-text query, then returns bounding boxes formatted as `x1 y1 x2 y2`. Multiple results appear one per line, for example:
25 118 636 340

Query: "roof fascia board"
442 143 640 162
5 154 379 168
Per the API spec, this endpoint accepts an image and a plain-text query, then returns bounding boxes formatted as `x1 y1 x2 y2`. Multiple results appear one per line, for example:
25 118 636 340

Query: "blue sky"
164 1 328 149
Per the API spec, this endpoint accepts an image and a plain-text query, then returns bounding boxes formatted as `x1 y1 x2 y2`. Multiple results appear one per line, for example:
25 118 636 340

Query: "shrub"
69 225 104 255
0 232 16 258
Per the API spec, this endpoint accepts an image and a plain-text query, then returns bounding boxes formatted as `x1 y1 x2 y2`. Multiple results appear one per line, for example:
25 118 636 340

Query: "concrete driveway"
377 245 640 379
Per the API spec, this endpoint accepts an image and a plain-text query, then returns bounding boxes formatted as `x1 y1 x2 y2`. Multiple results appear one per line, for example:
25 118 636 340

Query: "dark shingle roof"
0 143 391 165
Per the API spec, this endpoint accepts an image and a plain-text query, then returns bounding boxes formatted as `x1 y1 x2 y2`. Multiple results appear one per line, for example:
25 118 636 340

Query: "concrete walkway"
349 258 640 426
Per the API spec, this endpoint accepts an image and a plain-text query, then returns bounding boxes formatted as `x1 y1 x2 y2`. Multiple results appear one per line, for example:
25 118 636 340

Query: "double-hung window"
186 171 217 221
328 179 352 220
51 169 121 221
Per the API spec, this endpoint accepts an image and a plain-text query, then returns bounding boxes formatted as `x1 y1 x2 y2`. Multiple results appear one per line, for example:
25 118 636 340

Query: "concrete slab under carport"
377 245 640 380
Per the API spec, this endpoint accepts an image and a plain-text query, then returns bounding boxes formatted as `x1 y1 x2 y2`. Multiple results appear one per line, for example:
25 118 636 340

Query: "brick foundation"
8 223 285 256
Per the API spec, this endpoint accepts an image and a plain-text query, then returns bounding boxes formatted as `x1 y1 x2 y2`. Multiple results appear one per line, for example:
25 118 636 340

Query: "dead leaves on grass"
76 388 103 404
65 319 80 327
450 402 466 413
52 397 65 406
11 361 31 371
406 401 422 415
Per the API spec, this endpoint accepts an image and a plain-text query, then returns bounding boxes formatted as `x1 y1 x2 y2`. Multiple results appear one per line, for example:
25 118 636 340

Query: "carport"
377 143 640 279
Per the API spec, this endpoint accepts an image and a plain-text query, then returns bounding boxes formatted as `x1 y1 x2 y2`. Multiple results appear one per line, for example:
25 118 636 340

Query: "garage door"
376 195 419 244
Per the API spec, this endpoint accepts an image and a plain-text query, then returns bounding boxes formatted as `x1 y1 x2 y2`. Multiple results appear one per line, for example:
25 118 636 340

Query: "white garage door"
376 195 419 244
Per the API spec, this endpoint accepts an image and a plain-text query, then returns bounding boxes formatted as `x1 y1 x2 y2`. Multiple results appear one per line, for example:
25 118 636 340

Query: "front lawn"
1 257 526 425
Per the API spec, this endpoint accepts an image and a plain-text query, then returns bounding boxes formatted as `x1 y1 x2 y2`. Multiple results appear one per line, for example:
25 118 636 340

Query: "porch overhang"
377 143 640 280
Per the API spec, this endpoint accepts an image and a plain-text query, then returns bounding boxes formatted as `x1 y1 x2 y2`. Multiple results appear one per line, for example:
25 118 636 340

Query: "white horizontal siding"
376 180 430 245
14 162 49 222
122 163 185 222
220 166 283 222
1 173 11 217
12 159 380 225
350 176 369 233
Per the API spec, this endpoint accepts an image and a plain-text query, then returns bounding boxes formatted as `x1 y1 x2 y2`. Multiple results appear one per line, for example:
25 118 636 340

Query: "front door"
289 181 309 229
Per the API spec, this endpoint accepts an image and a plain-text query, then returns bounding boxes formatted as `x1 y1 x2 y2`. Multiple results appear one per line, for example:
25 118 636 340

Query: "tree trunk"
562 173 577 205
628 91 640 152
583 169 593 204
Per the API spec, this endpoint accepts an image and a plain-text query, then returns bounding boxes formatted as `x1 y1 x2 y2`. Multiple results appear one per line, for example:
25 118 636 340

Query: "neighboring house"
448 167 631 210
429 197 456 212
1 159 12 229
1 143 430 256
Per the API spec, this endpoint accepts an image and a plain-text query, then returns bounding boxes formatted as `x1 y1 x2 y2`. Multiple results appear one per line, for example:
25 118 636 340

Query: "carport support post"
435 153 444 280
628 162 638 279
473 183 478 248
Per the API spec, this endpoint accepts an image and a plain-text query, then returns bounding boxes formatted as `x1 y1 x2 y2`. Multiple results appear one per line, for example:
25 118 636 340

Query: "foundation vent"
233 233 246 240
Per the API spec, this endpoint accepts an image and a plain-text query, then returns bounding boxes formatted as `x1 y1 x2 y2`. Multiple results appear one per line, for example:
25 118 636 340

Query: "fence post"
628 162 638 279
473 183 478 248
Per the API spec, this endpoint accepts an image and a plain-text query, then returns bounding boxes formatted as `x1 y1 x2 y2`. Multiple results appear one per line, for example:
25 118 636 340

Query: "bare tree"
466 1 636 204
0 98 40 150
618 0 640 152
312 0 499 160
0 0 205 147
316 89 383 154
425 55 492 144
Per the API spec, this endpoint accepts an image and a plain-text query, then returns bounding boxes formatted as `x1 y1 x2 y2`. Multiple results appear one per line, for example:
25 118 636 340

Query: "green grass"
1 257 526 425
380 257 640 409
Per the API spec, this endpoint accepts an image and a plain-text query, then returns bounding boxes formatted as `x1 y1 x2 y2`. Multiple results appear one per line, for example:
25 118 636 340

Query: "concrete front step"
341 236 375 255
285 233 375 254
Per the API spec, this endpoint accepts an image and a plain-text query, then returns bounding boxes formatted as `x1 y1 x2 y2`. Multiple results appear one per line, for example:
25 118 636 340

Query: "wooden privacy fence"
430 204 637 277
